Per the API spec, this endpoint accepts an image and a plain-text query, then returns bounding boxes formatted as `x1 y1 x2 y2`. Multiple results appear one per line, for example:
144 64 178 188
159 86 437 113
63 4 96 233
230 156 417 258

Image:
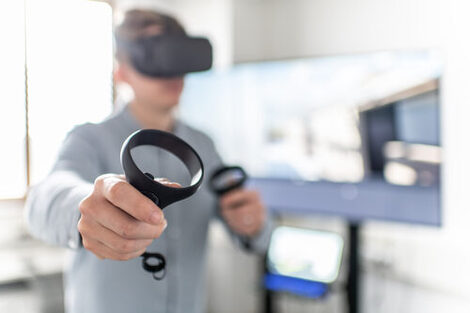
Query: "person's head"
114 9 186 112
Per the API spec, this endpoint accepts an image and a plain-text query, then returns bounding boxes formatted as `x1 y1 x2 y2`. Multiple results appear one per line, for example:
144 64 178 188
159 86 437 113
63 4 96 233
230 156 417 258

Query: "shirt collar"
118 104 183 136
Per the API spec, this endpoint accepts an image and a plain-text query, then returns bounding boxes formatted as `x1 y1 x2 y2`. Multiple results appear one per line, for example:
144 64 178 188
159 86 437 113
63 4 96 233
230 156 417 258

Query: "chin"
165 102 179 110
159 97 180 110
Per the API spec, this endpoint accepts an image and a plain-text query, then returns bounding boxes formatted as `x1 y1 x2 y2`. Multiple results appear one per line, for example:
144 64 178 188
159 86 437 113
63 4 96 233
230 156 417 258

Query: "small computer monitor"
267 226 344 284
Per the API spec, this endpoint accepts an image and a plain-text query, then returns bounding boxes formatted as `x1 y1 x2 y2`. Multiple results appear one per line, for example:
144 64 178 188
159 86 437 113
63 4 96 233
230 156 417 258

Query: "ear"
114 63 130 84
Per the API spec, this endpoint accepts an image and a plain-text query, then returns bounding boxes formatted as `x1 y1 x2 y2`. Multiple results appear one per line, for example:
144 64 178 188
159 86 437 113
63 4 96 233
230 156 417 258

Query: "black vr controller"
117 34 213 78
209 166 248 196
210 165 252 248
120 129 204 280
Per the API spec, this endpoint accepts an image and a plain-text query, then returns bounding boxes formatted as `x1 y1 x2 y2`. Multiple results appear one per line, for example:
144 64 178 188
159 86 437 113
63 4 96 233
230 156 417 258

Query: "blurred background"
0 0 469 312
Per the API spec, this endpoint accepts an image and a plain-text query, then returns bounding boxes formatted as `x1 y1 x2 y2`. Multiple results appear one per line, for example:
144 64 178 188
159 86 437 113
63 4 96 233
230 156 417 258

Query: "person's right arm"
25 126 168 260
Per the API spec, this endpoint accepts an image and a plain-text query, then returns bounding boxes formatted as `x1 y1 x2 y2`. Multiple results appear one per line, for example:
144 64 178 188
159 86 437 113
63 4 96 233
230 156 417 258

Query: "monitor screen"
179 50 442 225
266 226 344 283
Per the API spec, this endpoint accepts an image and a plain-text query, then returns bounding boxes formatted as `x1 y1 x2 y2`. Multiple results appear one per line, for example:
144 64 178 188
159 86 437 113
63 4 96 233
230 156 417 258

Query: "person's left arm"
201 135 273 253
219 188 274 253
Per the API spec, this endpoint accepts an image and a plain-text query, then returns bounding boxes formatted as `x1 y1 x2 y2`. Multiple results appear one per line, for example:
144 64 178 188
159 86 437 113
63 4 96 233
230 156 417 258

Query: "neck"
129 100 175 132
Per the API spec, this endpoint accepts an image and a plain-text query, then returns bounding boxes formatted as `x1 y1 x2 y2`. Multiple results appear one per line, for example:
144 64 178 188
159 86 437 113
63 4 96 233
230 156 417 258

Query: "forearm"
25 171 93 249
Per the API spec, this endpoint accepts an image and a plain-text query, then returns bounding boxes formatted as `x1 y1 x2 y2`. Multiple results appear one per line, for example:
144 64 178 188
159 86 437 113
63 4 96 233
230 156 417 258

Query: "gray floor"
2 218 470 313
0 273 64 313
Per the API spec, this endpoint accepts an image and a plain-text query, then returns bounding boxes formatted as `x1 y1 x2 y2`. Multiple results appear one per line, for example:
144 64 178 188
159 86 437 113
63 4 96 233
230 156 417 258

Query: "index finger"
103 176 163 225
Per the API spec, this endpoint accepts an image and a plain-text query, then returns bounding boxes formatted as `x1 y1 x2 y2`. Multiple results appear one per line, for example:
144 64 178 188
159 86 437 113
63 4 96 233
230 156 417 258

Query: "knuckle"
77 218 86 234
108 180 126 200
119 239 136 253
119 221 137 239
94 175 106 189
82 238 92 251
78 197 92 215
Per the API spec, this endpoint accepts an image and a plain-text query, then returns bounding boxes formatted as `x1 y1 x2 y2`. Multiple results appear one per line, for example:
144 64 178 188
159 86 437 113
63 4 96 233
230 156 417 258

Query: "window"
0 1 27 199
0 0 113 199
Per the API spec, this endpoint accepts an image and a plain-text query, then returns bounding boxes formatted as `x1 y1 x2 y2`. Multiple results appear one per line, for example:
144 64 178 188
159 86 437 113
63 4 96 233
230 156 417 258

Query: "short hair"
114 9 186 61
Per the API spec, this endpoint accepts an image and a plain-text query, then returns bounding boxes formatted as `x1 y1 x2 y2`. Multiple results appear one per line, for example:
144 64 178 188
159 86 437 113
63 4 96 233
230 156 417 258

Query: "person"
25 9 272 313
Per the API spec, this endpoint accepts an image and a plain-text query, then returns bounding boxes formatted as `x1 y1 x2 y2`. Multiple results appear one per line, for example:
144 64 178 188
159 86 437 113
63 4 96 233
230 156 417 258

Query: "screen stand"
263 254 275 313
347 222 361 313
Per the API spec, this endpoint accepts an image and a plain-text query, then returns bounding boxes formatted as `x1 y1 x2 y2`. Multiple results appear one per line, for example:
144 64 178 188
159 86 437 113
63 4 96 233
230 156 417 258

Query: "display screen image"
267 226 344 284
179 50 442 225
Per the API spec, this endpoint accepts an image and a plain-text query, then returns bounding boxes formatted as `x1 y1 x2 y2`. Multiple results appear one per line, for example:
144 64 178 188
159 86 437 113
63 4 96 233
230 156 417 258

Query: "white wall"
234 0 449 61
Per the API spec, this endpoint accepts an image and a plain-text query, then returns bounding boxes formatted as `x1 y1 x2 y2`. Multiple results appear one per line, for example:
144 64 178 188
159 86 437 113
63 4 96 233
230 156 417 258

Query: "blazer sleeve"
24 126 101 249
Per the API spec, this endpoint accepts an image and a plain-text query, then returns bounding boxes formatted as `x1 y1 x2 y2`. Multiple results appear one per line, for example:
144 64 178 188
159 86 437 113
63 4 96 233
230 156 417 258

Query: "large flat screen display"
179 50 442 225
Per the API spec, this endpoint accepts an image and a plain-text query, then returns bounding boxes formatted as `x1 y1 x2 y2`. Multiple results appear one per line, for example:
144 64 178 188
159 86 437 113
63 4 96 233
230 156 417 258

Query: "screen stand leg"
263 254 275 313
347 222 361 313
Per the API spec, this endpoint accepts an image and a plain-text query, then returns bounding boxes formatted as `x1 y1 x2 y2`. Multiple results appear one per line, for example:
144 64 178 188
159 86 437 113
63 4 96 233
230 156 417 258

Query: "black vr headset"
117 34 213 78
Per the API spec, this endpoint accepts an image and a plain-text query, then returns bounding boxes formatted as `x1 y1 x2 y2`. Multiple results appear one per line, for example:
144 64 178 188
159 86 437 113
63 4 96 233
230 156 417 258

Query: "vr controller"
120 129 204 280
117 34 213 78
209 166 252 249
209 166 248 196
120 130 251 279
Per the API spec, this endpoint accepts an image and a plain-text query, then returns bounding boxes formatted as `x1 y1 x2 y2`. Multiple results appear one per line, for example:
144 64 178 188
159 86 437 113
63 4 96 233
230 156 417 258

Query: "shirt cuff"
242 212 275 253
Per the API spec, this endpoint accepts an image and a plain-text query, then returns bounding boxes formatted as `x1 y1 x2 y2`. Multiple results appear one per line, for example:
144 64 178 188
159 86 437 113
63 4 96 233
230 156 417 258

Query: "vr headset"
118 34 213 78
